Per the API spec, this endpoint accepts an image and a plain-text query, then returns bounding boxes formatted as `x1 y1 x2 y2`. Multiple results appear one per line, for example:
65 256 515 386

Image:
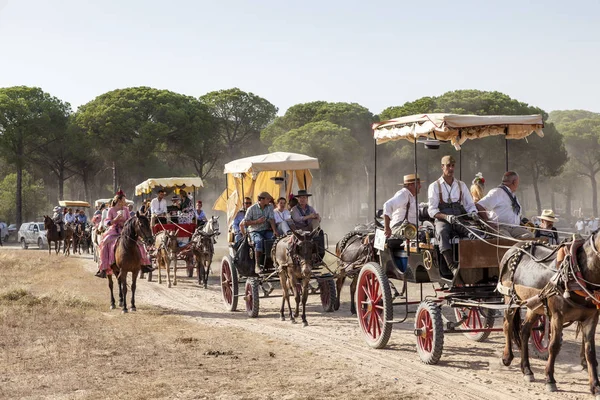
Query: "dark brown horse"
72 223 85 255
272 229 320 326
62 223 75 256
499 234 600 395
108 213 154 313
334 230 376 314
43 216 63 255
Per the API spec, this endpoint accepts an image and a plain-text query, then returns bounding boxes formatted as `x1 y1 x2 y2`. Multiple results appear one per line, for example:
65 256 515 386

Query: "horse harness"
503 236 600 312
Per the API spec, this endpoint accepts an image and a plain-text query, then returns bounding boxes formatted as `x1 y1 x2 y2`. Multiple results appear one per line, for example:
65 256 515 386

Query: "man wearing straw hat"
535 209 560 245
428 155 478 274
383 174 422 238
476 171 534 240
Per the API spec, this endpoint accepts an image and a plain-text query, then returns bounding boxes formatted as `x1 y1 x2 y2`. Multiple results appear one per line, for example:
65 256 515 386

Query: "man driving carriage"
150 189 168 226
383 174 421 238
245 192 279 274
428 155 479 274
290 189 320 232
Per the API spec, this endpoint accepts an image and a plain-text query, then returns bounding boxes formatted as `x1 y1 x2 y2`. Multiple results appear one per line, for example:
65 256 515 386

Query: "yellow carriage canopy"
58 200 91 208
213 152 319 226
134 177 204 197
372 114 544 149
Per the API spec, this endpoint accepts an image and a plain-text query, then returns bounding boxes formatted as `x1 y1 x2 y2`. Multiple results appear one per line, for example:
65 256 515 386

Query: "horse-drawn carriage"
214 152 337 320
58 200 92 255
134 177 219 287
341 114 551 364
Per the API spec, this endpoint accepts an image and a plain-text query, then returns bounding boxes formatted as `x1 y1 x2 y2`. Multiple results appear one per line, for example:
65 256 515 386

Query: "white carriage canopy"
372 114 544 149
223 152 320 175
94 198 134 208
134 177 204 196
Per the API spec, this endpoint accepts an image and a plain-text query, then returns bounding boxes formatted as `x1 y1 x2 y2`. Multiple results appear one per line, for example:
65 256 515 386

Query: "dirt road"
77 248 596 400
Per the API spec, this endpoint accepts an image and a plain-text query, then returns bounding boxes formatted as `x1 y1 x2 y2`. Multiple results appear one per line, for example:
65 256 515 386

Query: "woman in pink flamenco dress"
95 193 153 278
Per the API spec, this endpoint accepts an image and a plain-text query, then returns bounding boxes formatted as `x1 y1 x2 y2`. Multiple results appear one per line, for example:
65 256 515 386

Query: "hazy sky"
0 0 598 115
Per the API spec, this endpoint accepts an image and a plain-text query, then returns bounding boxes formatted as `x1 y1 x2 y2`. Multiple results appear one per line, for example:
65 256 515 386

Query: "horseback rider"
428 155 478 274
76 209 88 226
383 174 421 238
52 206 65 236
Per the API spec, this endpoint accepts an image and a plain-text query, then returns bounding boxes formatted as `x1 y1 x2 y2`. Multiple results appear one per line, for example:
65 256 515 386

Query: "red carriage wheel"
415 300 444 365
355 262 393 349
453 307 495 342
245 278 260 318
220 256 238 311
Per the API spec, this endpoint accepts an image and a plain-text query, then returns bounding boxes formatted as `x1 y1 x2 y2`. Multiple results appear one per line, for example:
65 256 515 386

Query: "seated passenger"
382 174 421 238
470 172 485 203
232 197 251 242
150 189 168 226
290 190 320 232
273 197 292 235
195 200 208 227
428 155 478 274
245 192 278 274
176 190 194 224
476 171 533 240
535 209 559 245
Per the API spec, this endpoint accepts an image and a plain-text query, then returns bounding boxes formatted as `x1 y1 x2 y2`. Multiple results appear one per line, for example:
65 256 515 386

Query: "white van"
18 222 46 249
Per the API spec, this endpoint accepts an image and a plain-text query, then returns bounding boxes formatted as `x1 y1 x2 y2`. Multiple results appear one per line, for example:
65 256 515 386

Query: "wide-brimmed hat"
53 206 61 212
441 155 456 165
538 209 558 223
400 174 422 185
295 189 312 197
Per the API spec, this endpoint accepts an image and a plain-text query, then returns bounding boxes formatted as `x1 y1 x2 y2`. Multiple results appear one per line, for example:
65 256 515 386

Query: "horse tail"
512 309 522 349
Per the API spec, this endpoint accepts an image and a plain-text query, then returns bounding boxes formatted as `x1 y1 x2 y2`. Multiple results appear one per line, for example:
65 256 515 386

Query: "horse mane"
122 217 137 241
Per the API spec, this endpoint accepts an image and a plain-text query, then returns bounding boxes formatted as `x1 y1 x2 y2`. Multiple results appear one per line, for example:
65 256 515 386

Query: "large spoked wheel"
320 279 337 313
221 255 238 311
415 300 444 365
453 307 495 342
355 262 393 349
245 278 260 318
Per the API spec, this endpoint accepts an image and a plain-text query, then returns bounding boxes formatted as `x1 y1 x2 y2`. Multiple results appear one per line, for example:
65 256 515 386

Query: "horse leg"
157 251 163 285
544 312 564 392
108 275 116 310
288 272 298 323
204 255 211 289
502 308 516 366
278 270 288 321
172 255 177 286
335 272 345 311
293 278 301 318
118 270 124 308
301 276 310 327
350 276 358 315
580 312 600 395
195 253 203 285
520 309 539 382
130 270 137 312
120 272 128 313
166 252 172 288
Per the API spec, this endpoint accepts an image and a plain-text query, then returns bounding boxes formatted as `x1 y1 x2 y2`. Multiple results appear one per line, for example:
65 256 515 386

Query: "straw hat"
538 209 558 223
400 174 422 185
53 206 61 212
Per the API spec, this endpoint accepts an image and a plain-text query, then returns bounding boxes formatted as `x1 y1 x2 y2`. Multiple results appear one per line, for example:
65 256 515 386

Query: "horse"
92 225 105 262
43 216 63 255
154 229 179 288
82 224 93 254
72 223 85 255
272 228 320 326
334 229 376 314
62 223 75 256
108 213 154 313
499 233 600 396
191 216 220 288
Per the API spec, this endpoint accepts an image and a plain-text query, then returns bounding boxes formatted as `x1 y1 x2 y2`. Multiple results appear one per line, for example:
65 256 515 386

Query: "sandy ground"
2 244 599 399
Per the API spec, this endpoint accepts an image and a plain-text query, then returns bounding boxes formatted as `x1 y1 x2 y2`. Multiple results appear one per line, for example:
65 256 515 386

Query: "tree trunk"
82 170 90 204
112 161 118 194
565 184 573 225
550 188 556 212
58 167 64 201
591 174 598 217
532 166 542 216
16 165 23 228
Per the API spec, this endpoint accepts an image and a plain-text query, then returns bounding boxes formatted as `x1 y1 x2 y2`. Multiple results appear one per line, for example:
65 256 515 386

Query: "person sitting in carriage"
64 208 76 225
52 206 65 235
475 171 534 240
535 209 560 245
95 190 154 279
383 174 421 238
232 197 251 243
428 155 479 274
76 209 88 226
150 189 168 226
245 192 279 274
195 200 208 227
290 189 320 232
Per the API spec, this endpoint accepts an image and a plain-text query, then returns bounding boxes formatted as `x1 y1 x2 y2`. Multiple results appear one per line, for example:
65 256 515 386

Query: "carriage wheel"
220 256 238 311
319 279 337 313
453 307 495 342
245 278 260 318
415 300 444 365
355 262 393 349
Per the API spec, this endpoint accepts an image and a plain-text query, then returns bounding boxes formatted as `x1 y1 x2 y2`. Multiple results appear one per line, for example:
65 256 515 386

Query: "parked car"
8 224 17 242
0 222 8 243
18 222 46 249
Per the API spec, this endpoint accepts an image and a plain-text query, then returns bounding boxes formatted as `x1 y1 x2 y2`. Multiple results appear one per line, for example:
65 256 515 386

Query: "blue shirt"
195 209 207 222
64 213 75 223
76 214 87 224
233 210 245 234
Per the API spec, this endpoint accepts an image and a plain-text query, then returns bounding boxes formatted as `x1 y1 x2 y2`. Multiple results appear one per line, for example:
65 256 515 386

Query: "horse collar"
589 233 600 257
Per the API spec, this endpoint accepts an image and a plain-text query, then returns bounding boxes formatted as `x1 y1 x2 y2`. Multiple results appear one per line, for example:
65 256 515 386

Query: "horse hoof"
502 357 513 367
291 319 297 324
122 309 128 314
302 321 308 327
204 284 208 289
523 374 534 383
280 317 285 321
167 283 171 288
173 282 177 286
131 307 136 312
545 383 557 392
293 312 299 318
110 305 115 310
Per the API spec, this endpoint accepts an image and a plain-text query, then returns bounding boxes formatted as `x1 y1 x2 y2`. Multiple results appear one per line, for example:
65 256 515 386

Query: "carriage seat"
419 203 434 223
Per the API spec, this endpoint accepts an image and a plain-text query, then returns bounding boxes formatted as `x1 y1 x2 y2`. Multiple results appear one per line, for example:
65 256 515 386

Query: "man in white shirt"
575 218 585 235
150 189 168 226
428 155 478 274
383 174 421 238
476 171 533 239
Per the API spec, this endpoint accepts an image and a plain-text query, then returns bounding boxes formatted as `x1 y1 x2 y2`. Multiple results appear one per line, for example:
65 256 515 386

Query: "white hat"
538 209 558 223
53 206 61 212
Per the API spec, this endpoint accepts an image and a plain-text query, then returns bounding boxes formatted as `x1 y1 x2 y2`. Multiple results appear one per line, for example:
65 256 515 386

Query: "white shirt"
274 208 291 224
593 220 600 231
428 177 476 218
576 220 585 231
383 188 417 226
477 186 522 225
150 197 167 216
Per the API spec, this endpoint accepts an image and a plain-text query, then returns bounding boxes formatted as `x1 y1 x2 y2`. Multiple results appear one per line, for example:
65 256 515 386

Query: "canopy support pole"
414 140 419 252
241 175 245 203
225 175 229 200
459 149 462 181
505 136 509 171
374 136 377 220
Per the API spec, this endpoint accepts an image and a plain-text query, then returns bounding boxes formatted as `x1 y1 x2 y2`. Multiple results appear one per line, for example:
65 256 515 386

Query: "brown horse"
334 230 376 314
499 234 600 395
272 229 320 326
62 223 75 256
43 216 63 255
154 229 179 288
108 213 154 313
72 223 85 255
191 217 220 288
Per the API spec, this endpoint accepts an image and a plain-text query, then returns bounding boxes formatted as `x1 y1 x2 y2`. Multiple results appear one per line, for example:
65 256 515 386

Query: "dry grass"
0 251 415 400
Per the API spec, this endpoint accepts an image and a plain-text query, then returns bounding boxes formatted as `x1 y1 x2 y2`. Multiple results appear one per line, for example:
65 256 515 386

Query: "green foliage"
201 88 278 158
0 171 49 223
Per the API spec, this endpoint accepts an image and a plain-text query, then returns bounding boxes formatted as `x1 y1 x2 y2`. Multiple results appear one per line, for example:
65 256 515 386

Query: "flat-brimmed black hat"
295 189 312 197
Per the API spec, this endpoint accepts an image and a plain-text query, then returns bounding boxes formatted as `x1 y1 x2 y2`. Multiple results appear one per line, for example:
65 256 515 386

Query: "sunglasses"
245 201 252 205
257 197 265 201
